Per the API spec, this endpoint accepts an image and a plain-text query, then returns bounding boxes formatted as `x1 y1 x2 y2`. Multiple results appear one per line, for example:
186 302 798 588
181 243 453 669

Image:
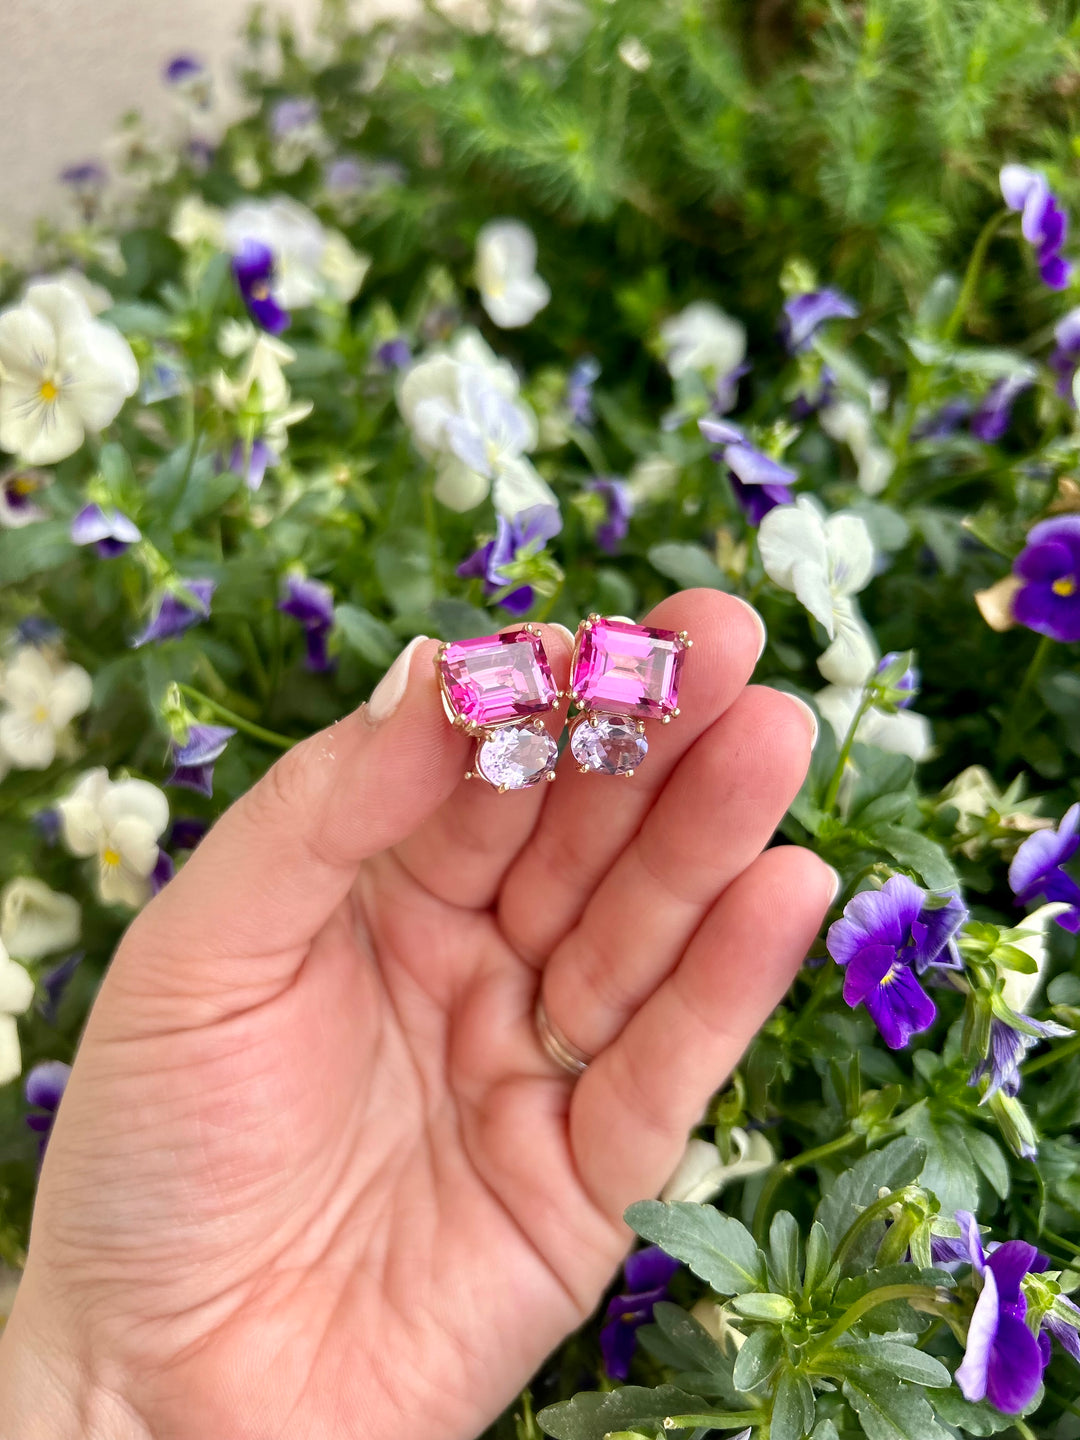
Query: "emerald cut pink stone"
438 629 557 728
571 618 685 720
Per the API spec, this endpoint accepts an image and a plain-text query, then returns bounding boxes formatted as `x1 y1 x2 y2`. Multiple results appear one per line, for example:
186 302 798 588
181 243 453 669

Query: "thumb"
117 635 466 992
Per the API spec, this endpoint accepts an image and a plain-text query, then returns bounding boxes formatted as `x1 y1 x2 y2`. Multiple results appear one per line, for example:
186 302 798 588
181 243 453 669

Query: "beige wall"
0 0 319 248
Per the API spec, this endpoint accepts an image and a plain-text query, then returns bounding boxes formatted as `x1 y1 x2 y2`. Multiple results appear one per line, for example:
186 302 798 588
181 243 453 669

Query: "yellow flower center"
32 704 49 724
250 281 270 301
11 476 36 496
1053 575 1077 597
102 847 121 868
880 963 900 986
38 380 59 404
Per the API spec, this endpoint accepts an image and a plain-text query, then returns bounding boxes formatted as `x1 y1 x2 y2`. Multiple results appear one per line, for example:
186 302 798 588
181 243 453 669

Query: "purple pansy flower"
1050 307 1080 399
228 438 278 492
1000 165 1073 290
150 848 175 895
1011 516 1080 644
567 356 601 426
271 98 319 137
164 54 204 84
781 288 859 353
186 138 215 173
913 397 975 440
1009 803 1080 933
826 875 967 1049
970 1013 1072 1102
232 239 290 334
32 806 62 845
599 1245 681 1382
588 478 633 554
375 338 413 371
60 160 105 189
25 1061 71 1157
952 1211 1049 1413
39 951 83 1027
169 817 209 852
1044 1298 1080 1365
457 504 562 617
168 724 236 797
875 651 920 708
70 503 141 558
970 373 1033 443
324 156 405 196
279 575 335 672
0 468 49 528
700 417 797 526
132 578 216 647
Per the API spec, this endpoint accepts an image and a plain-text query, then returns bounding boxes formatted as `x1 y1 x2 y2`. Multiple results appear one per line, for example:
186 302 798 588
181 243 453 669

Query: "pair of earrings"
434 614 691 793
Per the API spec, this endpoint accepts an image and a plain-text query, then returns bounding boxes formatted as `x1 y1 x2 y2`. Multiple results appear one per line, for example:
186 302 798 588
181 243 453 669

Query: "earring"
434 625 562 792
567 614 691 777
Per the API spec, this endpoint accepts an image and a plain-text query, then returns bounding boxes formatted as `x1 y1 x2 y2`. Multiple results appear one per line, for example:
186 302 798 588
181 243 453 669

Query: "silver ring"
534 994 592 1077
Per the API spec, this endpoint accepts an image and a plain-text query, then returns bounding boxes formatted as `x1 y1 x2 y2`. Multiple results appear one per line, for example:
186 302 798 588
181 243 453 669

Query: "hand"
0 589 833 1440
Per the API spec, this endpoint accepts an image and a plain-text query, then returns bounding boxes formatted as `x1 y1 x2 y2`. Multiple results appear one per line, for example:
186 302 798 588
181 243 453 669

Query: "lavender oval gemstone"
571 715 648 775
476 726 558 790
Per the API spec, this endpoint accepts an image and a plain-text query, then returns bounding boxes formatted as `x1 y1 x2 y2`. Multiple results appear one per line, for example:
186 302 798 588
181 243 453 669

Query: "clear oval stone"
570 715 648 775
476 725 558 790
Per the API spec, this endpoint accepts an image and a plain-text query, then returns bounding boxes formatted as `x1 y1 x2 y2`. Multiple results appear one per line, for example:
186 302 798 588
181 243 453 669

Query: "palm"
12 591 832 1440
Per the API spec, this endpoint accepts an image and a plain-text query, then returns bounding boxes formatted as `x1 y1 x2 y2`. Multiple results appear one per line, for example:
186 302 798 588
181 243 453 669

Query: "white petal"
856 443 895 497
24 280 93 350
815 685 862 746
1 385 85 465
1002 904 1069 1013
481 274 552 329
661 1138 726 1203
0 878 80 960
824 513 875 596
433 456 491 511
319 231 370 302
398 354 461 438
97 852 153 909
448 331 521 397
0 957 35 1018
790 560 838 636
859 707 934 762
100 780 170 840
0 711 56 769
817 599 877 685
46 663 93 729
61 321 139 430
477 219 539 284
0 647 52 712
758 496 829 597
0 303 58 384
0 1014 22 1085
660 301 746 380
491 456 558 517
57 768 112 857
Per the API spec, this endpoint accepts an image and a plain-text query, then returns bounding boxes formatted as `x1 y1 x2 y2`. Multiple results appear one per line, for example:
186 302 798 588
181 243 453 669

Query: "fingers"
539 685 816 1059
120 636 468 984
391 624 575 908
569 845 838 1220
497 591 766 964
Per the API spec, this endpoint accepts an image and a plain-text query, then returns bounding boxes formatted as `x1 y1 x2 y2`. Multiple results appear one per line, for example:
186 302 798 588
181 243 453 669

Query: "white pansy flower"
43 270 113 316
213 334 313 453
0 646 93 771
661 1129 774 1204
0 878 80 960
223 197 369 312
0 940 35 1086
628 453 679 503
1001 904 1070 1015
475 221 551 329
57 768 169 909
0 281 139 465
660 301 746 382
169 195 226 250
618 36 652 71
319 230 371 304
758 496 877 684
815 684 934 763
820 399 896 497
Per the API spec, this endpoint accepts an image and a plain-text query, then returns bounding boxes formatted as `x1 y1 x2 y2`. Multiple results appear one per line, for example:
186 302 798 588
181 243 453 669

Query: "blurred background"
0 0 318 241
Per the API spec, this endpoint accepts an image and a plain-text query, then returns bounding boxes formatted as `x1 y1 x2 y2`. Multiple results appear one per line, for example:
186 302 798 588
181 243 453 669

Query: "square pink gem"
571 618 685 720
437 629 557 728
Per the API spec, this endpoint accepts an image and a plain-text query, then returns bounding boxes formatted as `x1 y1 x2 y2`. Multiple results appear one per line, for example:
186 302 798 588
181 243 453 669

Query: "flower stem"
832 1187 912 1272
943 209 1011 343
752 1131 862 1240
176 684 297 750
997 633 1054 765
653 1411 759 1430
806 1283 947 1360
822 689 875 814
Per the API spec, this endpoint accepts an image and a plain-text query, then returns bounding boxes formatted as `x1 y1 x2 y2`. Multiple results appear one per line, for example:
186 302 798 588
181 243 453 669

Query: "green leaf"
965 1130 1011 1201
637 1302 737 1402
535 1385 712 1440
866 824 958 889
427 597 495 639
624 1201 766 1296
841 1376 953 1440
334 604 398 668
375 529 435 614
731 1292 795 1322
810 1423 841 1440
896 1106 980 1217
821 1339 950 1388
930 1389 1019 1435
815 1138 925 1253
769 1210 801 1296
731 1325 784 1393
771 1368 815 1440
0 519 72 583
647 542 728 591
802 1222 834 1300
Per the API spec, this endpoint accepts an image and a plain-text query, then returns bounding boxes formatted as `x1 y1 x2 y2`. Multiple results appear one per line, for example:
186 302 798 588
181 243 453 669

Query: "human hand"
0 589 834 1440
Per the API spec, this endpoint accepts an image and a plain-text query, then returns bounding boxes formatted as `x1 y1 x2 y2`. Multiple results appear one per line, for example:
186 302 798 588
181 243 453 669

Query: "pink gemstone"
570 618 685 721
438 629 557 728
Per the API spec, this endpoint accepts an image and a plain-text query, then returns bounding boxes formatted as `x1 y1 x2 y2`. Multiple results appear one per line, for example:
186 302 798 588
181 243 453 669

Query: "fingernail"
783 693 819 749
367 636 429 724
730 596 767 661
825 865 843 907
550 623 576 648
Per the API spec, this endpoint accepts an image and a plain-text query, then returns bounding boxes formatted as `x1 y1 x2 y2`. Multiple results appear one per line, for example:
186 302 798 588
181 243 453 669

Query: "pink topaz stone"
438 629 557 729
570 618 686 721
